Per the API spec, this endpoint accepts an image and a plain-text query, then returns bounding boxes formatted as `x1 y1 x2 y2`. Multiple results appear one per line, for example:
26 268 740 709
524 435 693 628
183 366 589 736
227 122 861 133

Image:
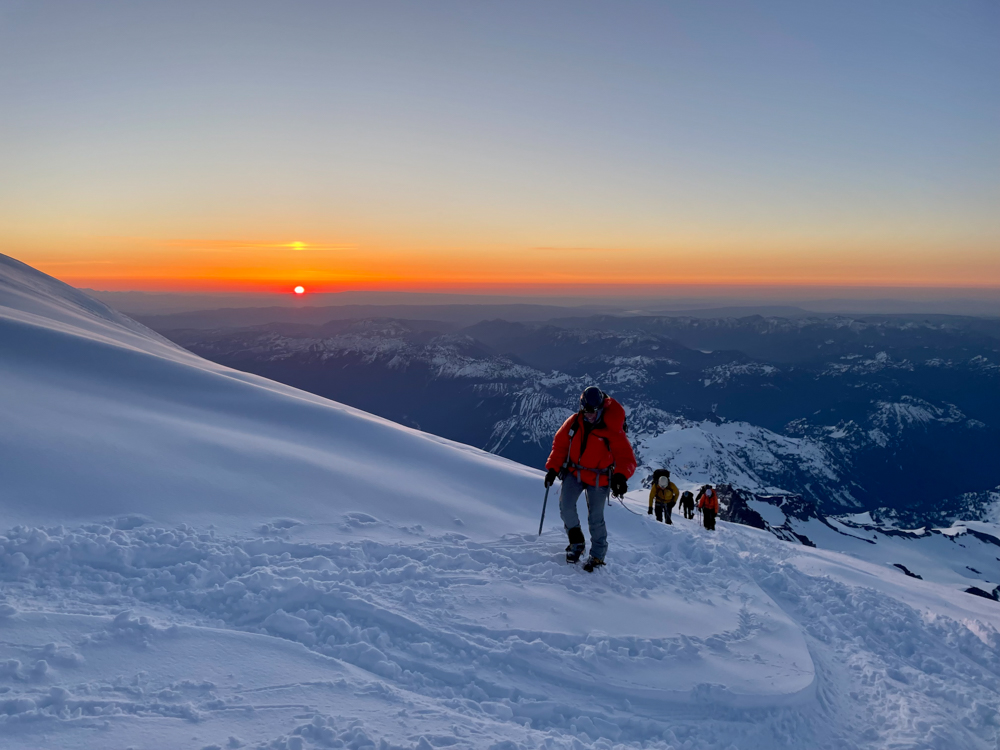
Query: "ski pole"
538 485 550 536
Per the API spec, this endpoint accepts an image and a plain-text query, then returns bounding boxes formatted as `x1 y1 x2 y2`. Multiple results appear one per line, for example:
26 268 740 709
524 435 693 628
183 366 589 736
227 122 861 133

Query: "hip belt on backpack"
561 462 614 482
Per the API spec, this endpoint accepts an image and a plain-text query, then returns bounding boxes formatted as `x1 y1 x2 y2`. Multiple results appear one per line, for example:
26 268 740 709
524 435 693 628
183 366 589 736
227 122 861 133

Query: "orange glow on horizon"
10 233 999 294
54 277 1000 296
44 272 1000 295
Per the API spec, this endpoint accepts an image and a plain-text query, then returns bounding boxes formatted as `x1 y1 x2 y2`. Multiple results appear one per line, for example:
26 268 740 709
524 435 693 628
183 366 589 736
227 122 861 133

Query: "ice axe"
538 485 550 536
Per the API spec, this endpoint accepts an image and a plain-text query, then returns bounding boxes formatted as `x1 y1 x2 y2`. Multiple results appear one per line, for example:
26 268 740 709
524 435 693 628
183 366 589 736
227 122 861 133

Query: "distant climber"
545 386 636 572
696 485 719 530
679 490 696 520
647 469 679 524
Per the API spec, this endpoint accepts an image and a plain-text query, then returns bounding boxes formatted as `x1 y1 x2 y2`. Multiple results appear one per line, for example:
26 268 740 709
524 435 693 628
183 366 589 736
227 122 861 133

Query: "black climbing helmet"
580 386 604 413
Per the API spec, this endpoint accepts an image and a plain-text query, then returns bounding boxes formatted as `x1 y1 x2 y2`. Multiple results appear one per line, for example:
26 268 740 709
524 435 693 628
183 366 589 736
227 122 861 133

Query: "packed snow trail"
3 505 1000 749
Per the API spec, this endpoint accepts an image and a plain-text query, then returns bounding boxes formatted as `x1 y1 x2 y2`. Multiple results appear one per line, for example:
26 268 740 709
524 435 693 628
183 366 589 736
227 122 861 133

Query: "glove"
544 469 558 488
609 473 628 499
647 508 653 515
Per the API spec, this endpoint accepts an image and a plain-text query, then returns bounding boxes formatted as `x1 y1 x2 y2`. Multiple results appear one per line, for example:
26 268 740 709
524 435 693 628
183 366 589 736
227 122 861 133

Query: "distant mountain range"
151 311 1000 525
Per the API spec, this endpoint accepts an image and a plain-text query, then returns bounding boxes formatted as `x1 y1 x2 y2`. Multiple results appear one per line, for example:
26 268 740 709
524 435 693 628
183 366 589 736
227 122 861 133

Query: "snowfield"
2 253 1000 749
0 254 536 532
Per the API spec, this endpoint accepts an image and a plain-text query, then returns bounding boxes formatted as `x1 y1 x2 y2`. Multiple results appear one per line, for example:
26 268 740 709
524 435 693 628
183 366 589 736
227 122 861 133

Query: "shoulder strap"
560 417 579 472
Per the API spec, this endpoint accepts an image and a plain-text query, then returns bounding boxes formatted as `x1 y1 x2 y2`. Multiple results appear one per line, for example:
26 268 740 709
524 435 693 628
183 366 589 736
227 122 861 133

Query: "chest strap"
560 423 614 476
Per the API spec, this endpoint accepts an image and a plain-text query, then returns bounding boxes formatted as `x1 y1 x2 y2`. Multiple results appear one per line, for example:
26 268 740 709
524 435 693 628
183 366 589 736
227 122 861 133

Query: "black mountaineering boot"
583 556 605 573
565 526 586 563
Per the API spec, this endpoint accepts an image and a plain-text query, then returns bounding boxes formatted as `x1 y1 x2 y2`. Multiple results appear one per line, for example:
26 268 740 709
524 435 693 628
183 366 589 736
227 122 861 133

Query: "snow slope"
4 512 1000 750
0 253 536 534
729 491 1000 596
2 253 1000 749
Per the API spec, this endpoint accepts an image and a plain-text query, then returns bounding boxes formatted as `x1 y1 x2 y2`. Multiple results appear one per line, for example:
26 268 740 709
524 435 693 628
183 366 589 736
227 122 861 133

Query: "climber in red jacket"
544 386 636 571
697 485 719 531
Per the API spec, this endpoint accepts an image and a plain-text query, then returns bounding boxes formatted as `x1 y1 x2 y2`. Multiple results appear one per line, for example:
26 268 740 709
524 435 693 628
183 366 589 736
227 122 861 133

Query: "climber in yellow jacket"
648 469 680 524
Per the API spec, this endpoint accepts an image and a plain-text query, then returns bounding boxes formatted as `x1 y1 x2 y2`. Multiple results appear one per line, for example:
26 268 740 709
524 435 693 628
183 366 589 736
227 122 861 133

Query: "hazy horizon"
82 281 1000 317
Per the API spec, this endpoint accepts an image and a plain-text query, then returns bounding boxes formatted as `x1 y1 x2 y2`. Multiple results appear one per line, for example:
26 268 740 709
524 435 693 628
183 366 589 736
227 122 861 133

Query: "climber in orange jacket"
696 485 719 531
544 386 636 571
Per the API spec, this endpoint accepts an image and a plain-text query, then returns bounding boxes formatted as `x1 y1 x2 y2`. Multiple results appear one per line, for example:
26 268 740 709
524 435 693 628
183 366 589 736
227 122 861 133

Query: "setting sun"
294 285 305 294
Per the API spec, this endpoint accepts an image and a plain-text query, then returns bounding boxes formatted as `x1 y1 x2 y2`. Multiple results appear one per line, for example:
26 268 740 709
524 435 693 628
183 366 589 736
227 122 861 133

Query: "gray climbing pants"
559 472 609 559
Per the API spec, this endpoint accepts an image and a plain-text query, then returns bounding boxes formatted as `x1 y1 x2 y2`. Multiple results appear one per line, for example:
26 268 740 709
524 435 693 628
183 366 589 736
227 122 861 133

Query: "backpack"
599 390 627 434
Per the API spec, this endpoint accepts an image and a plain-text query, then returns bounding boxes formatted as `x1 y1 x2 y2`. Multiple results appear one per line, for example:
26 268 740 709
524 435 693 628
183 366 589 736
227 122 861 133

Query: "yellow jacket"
649 482 680 511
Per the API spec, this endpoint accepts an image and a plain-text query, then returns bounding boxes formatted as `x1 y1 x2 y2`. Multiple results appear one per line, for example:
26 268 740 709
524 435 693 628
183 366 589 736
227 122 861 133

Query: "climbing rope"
615 495 644 516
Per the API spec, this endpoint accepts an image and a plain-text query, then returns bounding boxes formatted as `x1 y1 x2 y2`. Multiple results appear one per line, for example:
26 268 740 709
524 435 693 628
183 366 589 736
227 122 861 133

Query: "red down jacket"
698 486 719 512
545 396 636 487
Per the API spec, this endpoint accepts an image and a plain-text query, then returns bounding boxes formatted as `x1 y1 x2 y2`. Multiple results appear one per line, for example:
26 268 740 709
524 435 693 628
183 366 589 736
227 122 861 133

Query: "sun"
294 285 305 294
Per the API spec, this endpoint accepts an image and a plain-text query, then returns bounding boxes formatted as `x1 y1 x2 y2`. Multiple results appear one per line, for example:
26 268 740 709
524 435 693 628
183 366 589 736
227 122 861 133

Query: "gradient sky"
1 1 998 293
